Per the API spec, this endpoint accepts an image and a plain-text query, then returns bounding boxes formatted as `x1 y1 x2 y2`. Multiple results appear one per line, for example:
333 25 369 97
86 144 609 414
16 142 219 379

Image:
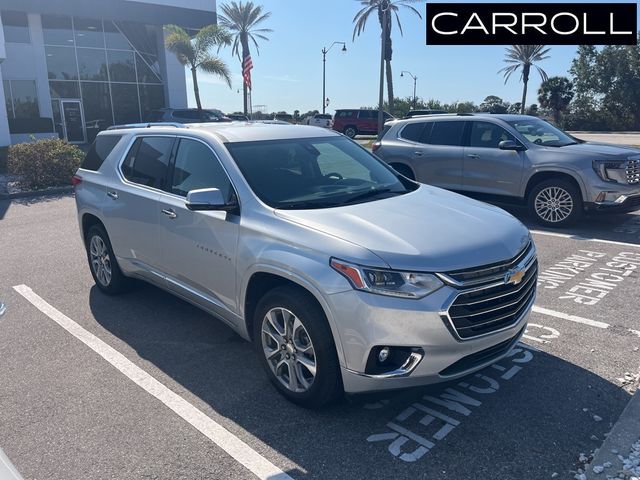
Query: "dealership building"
0 0 216 146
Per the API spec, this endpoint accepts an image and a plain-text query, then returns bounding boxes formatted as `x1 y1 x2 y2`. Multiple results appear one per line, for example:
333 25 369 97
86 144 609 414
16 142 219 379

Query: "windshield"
226 136 416 209
507 118 579 147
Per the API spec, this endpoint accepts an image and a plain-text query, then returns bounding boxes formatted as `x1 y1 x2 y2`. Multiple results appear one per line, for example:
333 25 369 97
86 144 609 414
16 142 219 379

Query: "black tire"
391 163 415 180
527 179 583 227
343 126 358 138
85 224 133 294
253 286 342 408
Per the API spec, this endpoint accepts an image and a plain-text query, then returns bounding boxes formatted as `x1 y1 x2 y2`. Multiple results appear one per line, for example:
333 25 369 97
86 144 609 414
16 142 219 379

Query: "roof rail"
107 122 187 130
456 113 475 116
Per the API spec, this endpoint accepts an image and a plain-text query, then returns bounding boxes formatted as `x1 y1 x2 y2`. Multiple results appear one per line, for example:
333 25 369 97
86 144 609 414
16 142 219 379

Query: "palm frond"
198 56 232 88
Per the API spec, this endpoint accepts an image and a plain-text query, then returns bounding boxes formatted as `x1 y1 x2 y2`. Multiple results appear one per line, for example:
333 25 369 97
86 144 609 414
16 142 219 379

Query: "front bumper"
585 192 640 213
327 286 532 394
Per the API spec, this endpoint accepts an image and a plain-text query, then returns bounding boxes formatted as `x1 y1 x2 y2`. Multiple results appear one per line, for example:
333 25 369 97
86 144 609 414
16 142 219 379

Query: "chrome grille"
439 242 537 340
627 159 640 185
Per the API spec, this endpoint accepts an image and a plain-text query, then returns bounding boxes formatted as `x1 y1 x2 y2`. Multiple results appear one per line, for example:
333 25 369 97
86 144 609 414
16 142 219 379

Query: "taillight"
71 175 82 186
371 142 381 152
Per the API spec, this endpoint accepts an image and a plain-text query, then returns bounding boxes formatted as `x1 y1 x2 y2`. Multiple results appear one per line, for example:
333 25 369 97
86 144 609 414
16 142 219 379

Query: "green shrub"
7 138 84 190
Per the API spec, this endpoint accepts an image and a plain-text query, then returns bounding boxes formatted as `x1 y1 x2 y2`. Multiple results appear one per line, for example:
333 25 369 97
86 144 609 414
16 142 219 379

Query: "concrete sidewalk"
568 132 640 147
585 390 640 479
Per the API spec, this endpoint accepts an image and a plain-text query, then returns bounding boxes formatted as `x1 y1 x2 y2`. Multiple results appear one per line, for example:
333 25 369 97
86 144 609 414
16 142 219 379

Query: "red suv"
332 109 394 138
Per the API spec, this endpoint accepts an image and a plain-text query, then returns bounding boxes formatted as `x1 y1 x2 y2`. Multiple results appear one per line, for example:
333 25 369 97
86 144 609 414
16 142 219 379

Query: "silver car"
374 114 640 226
74 123 536 407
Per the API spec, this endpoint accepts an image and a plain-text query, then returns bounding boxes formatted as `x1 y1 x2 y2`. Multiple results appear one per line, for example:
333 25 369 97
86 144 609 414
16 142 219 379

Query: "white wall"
0 15 10 147
126 0 216 12
162 29 188 109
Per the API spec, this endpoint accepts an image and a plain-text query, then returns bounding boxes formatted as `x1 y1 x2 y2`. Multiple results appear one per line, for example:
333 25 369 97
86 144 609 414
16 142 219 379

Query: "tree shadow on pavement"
89 282 632 480
0 193 73 220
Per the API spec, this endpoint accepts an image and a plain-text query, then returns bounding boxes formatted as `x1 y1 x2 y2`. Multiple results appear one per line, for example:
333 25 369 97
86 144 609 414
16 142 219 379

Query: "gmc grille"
628 159 640 185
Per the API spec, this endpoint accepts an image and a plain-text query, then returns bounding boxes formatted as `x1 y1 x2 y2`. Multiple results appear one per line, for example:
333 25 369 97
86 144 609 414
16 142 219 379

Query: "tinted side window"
121 136 174 189
400 123 425 142
358 110 376 119
336 111 354 118
171 139 233 200
81 135 122 171
428 121 465 146
469 121 516 148
173 110 200 120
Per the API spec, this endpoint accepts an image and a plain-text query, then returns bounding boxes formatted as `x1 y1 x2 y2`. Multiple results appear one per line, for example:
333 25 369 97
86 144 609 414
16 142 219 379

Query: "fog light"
595 192 606 202
378 347 390 363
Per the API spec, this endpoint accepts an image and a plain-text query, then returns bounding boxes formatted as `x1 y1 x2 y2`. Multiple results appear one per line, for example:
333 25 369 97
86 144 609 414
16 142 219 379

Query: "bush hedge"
7 138 84 190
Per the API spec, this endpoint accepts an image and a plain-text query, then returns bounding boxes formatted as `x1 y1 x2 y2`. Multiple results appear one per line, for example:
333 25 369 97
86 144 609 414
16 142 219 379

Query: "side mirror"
185 188 237 212
499 140 524 151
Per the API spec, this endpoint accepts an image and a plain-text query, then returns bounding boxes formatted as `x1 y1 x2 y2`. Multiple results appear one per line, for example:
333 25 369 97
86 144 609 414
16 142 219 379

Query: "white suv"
305 114 333 128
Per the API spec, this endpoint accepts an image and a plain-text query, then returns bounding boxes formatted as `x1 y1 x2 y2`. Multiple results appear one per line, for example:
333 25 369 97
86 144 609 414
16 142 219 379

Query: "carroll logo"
426 3 637 46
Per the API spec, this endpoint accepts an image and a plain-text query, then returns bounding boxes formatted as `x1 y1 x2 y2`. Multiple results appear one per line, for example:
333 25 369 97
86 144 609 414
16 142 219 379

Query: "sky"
184 0 636 115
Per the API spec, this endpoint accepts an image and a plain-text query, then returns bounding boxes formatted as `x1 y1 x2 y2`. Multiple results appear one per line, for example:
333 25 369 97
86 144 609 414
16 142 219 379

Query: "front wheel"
527 179 583 227
253 286 342 408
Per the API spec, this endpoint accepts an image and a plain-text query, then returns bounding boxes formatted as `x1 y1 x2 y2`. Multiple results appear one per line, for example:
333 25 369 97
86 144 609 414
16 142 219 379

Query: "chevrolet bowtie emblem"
505 268 526 285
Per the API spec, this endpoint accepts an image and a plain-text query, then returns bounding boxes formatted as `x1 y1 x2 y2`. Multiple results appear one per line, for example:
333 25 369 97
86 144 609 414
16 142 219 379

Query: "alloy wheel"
261 307 317 393
89 235 112 287
534 186 574 223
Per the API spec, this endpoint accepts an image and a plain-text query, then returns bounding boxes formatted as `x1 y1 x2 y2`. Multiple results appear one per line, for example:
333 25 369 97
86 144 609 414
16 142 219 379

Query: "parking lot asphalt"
0 194 638 480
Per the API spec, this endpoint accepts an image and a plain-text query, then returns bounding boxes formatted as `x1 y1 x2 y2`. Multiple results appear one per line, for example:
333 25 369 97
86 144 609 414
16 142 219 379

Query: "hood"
542 142 640 160
275 186 530 272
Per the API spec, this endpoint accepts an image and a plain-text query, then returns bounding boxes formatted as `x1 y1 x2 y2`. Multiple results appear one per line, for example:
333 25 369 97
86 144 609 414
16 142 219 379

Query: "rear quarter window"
427 121 466 146
399 123 426 142
80 135 123 171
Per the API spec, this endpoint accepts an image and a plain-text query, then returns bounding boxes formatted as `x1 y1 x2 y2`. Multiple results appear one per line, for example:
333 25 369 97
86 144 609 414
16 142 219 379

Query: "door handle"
467 154 480 159
161 208 177 219
413 151 423 157
106 190 118 200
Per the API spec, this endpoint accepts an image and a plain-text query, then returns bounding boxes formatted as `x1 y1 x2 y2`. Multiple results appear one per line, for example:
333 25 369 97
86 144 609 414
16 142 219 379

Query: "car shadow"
89 283 632 479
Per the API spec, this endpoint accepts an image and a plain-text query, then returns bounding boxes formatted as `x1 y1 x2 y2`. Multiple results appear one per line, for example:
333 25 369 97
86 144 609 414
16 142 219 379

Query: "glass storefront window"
77 48 108 81
45 46 78 80
42 15 74 46
138 84 165 121
104 21 132 50
108 50 136 83
2 11 30 43
49 81 80 99
4 80 39 119
111 83 141 124
81 82 113 140
74 17 105 48
136 54 162 84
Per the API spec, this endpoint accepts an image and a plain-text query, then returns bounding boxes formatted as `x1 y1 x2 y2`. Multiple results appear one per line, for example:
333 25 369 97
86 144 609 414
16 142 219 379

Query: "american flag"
242 52 253 90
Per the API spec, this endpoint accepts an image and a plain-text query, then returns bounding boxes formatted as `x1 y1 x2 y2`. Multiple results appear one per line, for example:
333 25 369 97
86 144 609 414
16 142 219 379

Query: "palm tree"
499 45 551 115
538 76 574 126
219 1 272 116
165 25 232 113
352 0 422 112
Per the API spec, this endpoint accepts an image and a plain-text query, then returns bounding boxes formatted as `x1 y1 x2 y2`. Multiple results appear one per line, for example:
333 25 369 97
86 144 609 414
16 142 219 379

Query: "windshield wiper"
277 200 339 210
343 187 398 204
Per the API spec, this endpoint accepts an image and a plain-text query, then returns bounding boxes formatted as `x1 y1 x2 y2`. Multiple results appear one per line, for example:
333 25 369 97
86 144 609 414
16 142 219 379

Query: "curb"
0 186 73 200
586 390 640 479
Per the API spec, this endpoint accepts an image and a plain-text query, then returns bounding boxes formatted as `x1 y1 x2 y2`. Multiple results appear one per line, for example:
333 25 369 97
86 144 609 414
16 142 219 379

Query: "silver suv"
374 114 640 226
74 122 536 407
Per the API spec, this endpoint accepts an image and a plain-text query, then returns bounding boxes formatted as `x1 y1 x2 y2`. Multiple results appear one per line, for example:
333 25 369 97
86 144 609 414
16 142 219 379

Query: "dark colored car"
404 109 447 118
147 108 232 124
332 109 394 138
227 113 250 121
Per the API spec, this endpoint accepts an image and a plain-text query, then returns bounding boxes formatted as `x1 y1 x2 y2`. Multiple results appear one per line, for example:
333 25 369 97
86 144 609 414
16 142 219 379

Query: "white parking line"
530 230 640 248
532 305 610 329
13 285 292 480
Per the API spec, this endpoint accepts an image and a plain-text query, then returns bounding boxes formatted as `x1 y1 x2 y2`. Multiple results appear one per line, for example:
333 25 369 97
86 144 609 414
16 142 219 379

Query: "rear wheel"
527 179 583 227
344 126 358 138
253 286 342 408
86 225 133 294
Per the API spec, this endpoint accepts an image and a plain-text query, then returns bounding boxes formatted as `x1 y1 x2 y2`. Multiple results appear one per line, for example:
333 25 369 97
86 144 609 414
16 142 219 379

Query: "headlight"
593 160 627 184
330 258 444 299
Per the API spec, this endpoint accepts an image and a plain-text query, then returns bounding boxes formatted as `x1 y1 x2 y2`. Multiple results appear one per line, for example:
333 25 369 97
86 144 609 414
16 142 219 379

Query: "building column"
160 27 188 109
0 15 11 147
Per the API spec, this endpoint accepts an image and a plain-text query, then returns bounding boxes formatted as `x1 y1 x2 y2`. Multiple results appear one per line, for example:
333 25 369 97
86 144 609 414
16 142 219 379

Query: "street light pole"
322 41 346 114
401 70 418 109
